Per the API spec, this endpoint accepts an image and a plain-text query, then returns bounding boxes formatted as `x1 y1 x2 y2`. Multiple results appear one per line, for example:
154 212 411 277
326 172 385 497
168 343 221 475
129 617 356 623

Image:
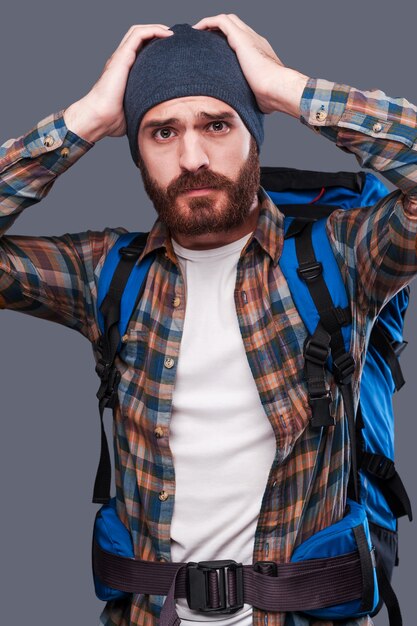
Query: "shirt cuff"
300 78 350 129
19 109 95 174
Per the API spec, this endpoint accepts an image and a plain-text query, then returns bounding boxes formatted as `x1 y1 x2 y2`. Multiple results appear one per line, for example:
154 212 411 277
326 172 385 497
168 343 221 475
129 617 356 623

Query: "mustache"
167 170 234 197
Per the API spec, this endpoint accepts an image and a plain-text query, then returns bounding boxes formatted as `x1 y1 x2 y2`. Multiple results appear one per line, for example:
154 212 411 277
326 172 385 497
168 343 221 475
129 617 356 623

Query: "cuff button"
43 135 55 147
315 109 327 122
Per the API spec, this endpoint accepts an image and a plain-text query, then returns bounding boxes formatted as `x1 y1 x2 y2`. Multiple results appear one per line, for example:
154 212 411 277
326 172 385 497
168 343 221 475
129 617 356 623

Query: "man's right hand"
63 24 174 143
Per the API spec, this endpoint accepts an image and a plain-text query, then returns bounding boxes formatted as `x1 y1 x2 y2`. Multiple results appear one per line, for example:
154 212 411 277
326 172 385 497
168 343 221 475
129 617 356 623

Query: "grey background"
0 1 415 625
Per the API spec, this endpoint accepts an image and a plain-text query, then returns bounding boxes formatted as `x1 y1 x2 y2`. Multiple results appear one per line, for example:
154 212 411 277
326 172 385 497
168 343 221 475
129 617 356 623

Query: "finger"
192 14 235 34
116 24 172 50
225 13 254 33
118 24 174 59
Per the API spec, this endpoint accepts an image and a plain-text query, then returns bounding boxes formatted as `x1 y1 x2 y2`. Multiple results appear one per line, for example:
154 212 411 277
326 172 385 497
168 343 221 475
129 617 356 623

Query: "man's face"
137 96 261 238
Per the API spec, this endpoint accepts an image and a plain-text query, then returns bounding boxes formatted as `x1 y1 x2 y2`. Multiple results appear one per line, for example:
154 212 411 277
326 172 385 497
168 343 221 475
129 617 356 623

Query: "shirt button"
172 296 181 308
60 147 70 158
43 135 55 147
164 357 175 369
159 491 169 501
154 426 164 438
372 122 383 133
315 109 327 122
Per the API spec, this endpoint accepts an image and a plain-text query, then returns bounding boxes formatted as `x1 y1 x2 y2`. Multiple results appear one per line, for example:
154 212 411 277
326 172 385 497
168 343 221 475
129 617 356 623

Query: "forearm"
0 110 94 236
63 98 110 143
266 67 309 118
299 78 417 217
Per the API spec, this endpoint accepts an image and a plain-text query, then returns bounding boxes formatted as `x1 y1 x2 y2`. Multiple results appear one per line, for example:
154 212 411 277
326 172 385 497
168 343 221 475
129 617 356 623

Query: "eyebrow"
141 110 238 132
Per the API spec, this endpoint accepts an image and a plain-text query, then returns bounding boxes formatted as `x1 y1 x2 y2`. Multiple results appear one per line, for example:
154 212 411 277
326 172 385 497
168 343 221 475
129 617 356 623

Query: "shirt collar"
138 185 284 266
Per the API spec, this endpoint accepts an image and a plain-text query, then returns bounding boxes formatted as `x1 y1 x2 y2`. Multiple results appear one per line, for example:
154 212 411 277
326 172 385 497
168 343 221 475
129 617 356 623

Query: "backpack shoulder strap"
281 217 359 499
93 231 152 504
280 216 350 340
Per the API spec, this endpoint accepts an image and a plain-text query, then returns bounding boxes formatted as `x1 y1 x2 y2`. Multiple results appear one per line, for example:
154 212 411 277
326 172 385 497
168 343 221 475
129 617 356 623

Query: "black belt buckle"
186 559 244 614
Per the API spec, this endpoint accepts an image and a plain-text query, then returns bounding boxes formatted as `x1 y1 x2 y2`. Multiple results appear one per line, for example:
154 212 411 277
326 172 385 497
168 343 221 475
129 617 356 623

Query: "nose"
178 134 210 173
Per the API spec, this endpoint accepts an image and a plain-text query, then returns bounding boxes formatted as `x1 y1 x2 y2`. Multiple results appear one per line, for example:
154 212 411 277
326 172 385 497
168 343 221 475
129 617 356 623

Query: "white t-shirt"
169 232 277 624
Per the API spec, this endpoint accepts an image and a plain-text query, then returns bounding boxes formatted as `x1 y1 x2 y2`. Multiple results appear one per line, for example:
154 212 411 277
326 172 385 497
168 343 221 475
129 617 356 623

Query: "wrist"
63 99 107 143
268 67 310 118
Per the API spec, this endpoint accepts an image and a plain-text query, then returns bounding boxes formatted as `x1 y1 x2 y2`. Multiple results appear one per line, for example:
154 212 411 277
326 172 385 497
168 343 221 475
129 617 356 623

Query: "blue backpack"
91 167 412 625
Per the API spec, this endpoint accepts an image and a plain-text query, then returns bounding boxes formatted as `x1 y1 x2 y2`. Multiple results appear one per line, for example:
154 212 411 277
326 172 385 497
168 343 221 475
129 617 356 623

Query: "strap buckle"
366 453 396 480
95 359 121 405
297 261 323 282
333 352 356 385
304 336 330 365
119 245 141 260
309 390 335 428
186 560 244 614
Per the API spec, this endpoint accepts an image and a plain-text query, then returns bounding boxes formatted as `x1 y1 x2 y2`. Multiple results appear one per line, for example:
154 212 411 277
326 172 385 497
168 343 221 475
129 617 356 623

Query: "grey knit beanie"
123 23 265 167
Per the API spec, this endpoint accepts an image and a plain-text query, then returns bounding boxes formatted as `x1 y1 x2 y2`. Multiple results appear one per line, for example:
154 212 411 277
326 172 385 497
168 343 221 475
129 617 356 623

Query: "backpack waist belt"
92 497 378 623
93 540 366 615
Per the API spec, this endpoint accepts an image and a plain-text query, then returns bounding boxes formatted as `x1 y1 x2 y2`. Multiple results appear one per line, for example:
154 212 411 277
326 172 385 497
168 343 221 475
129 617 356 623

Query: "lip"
182 187 216 196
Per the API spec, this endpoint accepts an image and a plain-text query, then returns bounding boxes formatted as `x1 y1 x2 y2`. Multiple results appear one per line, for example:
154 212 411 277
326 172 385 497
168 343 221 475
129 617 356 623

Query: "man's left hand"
192 14 309 117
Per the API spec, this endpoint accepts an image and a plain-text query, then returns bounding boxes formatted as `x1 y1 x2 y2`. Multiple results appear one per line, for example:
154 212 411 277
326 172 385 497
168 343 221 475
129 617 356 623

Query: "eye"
152 127 175 140
151 120 231 142
208 121 230 133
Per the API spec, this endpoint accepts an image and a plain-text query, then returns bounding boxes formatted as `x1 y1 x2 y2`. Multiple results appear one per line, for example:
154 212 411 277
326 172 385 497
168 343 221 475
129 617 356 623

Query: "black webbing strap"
293 220 359 501
375 551 403 626
278 204 337 219
303 325 334 428
352 524 376 613
259 166 366 194
370 322 407 391
92 540 367 622
359 451 413 521
93 233 149 504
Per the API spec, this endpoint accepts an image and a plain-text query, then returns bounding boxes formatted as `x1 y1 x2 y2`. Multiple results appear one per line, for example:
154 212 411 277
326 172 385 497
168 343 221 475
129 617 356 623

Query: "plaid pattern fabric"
1 78 417 626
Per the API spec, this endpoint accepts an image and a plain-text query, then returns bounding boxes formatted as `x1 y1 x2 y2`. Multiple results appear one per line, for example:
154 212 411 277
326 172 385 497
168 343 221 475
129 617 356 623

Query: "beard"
137 137 261 237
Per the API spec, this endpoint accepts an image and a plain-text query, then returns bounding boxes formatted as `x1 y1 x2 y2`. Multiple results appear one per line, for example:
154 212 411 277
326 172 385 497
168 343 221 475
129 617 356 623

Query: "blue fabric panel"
360 346 397 529
281 217 351 365
377 287 409 344
277 171 409 533
291 499 379 619
268 172 389 211
118 252 154 343
93 497 134 601
97 232 139 335
97 231 153 351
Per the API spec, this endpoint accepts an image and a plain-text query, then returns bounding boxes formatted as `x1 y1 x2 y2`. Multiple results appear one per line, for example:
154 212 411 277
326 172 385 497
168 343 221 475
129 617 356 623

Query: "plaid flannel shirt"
1 78 417 626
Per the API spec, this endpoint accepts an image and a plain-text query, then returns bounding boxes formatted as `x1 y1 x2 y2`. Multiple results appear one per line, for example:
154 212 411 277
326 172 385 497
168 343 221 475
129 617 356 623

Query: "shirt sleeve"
0 110 126 341
300 78 417 314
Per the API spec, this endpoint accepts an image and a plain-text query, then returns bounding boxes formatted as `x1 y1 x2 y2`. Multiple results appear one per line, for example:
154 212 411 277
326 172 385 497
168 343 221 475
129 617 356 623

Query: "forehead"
139 95 241 130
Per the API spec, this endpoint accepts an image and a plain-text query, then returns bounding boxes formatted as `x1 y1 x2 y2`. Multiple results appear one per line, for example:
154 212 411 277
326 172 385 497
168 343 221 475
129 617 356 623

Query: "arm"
0 24 174 340
193 14 417 314
0 111 106 340
299 79 417 314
